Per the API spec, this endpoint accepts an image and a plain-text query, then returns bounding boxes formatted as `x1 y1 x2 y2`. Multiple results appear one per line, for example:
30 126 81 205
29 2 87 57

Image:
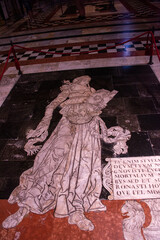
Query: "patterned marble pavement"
0 1 160 239
0 39 160 64
13 0 160 32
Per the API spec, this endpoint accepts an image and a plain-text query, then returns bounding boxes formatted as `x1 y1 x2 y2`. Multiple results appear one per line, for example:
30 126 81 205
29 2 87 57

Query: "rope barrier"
0 47 13 81
145 31 151 56
14 31 151 56
0 30 159 82
11 41 22 75
150 31 160 61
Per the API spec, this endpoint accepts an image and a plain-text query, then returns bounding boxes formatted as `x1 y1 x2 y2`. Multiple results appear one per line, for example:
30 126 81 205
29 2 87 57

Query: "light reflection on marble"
82 23 156 35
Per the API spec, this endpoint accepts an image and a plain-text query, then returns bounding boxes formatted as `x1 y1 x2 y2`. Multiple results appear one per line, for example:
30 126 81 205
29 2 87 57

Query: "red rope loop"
14 58 21 70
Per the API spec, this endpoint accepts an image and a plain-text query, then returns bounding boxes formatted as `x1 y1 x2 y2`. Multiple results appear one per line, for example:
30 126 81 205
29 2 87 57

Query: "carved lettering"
110 156 160 200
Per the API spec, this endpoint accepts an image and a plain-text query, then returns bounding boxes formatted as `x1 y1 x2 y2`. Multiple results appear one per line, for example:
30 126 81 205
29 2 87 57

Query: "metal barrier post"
59 0 65 17
148 27 155 65
10 41 22 75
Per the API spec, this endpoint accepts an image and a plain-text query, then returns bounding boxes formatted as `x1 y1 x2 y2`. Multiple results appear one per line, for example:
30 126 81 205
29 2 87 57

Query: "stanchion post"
10 41 22 75
148 27 155 65
59 0 65 17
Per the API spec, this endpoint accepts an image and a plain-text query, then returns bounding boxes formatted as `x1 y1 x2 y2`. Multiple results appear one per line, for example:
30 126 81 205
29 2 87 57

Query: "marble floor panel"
1 26 160 51
1 55 159 110
0 0 160 239
0 200 126 240
0 198 154 240
12 0 160 32
0 38 159 64
0 64 160 239
0 65 160 196
0 0 159 37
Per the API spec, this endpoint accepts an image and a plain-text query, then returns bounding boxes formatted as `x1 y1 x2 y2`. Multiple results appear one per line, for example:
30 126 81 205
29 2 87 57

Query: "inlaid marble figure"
121 201 145 240
2 75 130 231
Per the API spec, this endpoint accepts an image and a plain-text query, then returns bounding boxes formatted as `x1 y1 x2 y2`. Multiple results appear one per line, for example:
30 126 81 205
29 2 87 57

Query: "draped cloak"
8 103 107 217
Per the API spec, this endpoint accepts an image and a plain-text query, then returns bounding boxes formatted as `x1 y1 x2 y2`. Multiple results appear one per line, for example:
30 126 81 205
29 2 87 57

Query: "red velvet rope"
12 47 21 70
0 30 159 82
14 31 150 56
0 47 13 81
150 31 160 61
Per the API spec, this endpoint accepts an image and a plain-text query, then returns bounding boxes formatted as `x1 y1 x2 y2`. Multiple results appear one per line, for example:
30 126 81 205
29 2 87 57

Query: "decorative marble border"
0 40 160 64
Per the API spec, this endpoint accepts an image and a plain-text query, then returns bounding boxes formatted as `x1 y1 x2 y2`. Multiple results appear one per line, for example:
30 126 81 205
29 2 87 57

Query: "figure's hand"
113 141 128 155
26 125 48 142
24 140 42 156
24 126 48 155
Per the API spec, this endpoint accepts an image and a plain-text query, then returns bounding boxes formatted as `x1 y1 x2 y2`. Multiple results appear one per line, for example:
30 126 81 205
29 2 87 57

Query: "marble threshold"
0 27 159 48
0 55 160 108
1 16 159 39
0 18 160 51
1 31 160 52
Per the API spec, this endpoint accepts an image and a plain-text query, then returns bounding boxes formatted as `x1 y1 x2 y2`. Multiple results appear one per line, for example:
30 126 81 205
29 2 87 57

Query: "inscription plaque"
110 156 160 200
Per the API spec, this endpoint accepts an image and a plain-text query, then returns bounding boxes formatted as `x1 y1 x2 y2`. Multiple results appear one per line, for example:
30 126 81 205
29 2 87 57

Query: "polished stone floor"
1 64 160 198
0 0 160 239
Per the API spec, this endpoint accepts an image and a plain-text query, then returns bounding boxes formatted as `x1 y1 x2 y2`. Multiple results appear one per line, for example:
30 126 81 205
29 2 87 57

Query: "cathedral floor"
0 0 160 239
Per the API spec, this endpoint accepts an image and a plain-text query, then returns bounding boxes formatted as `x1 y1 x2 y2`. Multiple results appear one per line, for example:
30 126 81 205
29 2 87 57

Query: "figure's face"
80 78 90 86
73 75 91 86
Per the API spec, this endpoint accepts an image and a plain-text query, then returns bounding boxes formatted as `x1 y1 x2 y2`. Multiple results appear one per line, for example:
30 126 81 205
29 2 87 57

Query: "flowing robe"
8 103 107 217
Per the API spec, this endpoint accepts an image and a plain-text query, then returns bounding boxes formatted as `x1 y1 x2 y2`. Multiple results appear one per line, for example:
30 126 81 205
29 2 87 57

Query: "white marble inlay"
29 52 40 57
19 57 29 61
143 199 160 240
107 49 117 53
126 48 136 52
36 55 47 59
24 51 34 54
111 156 160 200
121 199 160 240
3 56 160 77
121 201 145 240
133 44 144 48
2 75 130 231
89 44 98 48
116 45 125 49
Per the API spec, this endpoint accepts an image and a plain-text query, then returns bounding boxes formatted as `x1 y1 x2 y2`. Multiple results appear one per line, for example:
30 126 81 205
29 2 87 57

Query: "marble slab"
111 156 160 200
1 55 159 108
0 75 20 107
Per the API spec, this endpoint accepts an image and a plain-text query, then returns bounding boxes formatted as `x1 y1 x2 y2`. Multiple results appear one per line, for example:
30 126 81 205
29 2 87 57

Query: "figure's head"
87 89 118 109
73 75 91 86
